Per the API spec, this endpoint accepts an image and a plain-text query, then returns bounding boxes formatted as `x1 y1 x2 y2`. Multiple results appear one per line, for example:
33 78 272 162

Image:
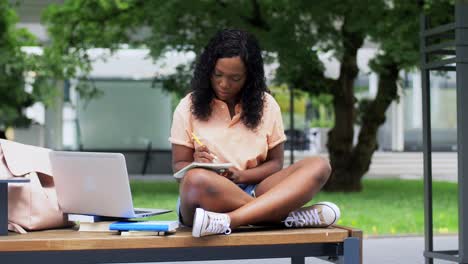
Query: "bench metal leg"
291 256 305 264
0 182 7 236
343 237 361 264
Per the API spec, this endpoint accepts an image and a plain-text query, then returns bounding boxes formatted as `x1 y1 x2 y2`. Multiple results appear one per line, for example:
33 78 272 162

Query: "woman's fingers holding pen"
193 151 213 163
195 145 209 154
194 145 216 163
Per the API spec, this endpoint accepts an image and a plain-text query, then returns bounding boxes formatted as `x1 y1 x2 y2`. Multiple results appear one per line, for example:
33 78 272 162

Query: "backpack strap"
8 221 27 234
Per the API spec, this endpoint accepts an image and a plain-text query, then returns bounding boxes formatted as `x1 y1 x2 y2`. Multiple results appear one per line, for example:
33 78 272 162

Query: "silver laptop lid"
50 151 150 218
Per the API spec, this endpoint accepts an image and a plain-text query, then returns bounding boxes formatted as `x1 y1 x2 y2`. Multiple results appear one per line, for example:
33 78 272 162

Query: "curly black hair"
190 29 267 130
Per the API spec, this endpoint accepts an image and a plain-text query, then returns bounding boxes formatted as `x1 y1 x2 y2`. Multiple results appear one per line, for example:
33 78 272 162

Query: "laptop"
50 151 171 218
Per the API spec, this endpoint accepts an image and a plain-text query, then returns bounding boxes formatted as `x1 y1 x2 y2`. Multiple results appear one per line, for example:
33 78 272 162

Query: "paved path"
122 235 457 264
133 151 458 182
285 151 458 182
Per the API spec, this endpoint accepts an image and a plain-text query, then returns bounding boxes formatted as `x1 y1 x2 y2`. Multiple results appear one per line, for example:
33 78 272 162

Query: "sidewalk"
129 235 457 264
285 151 458 182
133 151 459 182
361 235 457 264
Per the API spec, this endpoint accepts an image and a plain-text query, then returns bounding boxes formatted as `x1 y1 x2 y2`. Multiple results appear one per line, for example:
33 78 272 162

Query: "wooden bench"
0 226 362 264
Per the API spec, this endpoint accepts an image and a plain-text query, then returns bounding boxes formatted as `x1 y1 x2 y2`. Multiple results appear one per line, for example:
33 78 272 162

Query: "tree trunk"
325 56 400 192
324 28 363 192
349 62 400 184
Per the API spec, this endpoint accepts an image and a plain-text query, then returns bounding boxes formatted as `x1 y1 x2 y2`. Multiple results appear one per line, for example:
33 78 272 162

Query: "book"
67 214 124 223
109 220 179 232
78 221 119 233
120 231 169 237
173 162 233 179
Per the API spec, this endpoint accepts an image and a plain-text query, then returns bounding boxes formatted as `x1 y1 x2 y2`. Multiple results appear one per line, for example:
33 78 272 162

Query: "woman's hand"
220 167 243 183
193 145 216 163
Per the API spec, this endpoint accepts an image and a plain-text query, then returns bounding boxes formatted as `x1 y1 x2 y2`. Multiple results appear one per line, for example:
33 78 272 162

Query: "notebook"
174 162 233 179
50 151 171 218
120 231 169 236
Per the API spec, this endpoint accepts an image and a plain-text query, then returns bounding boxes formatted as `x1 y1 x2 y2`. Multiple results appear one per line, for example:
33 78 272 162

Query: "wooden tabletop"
0 226 360 252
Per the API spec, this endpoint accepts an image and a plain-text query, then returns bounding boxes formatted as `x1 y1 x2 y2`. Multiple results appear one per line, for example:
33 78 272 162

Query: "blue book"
109 220 179 232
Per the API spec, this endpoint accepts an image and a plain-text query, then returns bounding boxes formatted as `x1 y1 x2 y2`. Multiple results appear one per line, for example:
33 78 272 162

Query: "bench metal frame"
421 1 468 263
0 238 360 264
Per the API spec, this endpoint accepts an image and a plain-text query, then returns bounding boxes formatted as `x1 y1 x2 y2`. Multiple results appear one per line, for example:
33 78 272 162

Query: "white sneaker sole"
192 208 205 237
314 201 341 226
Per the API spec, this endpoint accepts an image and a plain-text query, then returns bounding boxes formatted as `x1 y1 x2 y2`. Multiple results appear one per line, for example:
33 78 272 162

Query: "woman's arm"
172 144 194 174
228 143 284 184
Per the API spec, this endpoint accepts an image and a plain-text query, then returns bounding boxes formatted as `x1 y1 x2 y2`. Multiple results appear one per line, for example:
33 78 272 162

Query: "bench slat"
0 227 351 252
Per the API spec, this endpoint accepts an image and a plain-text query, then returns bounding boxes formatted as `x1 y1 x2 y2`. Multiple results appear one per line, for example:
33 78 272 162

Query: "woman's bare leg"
227 157 331 228
179 168 253 226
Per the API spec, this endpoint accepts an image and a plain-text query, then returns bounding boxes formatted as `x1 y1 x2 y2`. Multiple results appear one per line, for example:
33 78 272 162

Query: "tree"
0 1 96 140
0 0 37 138
42 0 452 191
330 0 453 191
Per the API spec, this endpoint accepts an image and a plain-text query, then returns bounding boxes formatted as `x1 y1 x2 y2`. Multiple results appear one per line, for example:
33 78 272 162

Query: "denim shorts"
176 183 257 226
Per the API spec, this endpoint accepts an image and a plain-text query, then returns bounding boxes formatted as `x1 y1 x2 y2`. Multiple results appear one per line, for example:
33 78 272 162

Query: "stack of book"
68 214 123 233
68 214 179 236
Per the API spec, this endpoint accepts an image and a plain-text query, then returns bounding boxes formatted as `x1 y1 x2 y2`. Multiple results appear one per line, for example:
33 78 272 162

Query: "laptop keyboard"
134 210 150 214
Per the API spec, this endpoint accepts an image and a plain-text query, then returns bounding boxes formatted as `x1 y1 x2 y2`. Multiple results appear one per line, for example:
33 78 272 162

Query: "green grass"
130 179 458 236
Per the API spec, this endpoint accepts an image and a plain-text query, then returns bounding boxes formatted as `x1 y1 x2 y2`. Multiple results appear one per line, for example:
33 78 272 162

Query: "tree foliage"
0 0 102 139
42 0 454 191
0 0 38 135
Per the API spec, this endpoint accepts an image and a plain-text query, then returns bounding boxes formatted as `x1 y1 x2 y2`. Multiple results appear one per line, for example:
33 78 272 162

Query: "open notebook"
173 162 233 179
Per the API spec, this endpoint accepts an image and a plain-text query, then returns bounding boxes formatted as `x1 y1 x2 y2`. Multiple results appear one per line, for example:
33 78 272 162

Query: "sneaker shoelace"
284 208 321 227
207 214 232 235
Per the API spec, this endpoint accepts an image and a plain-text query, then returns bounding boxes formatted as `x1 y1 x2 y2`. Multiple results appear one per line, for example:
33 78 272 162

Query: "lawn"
130 179 458 237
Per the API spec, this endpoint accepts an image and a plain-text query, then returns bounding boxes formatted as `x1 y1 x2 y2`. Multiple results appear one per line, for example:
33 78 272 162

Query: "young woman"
169 29 340 237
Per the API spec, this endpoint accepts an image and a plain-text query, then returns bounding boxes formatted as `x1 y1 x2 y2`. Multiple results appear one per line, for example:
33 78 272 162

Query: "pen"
191 132 204 146
191 132 219 162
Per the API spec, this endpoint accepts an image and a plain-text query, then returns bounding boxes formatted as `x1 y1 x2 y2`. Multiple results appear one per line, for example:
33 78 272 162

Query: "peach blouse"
169 92 286 170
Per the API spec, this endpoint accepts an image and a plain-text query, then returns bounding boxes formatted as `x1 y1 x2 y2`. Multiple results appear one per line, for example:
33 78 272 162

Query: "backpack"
0 139 71 233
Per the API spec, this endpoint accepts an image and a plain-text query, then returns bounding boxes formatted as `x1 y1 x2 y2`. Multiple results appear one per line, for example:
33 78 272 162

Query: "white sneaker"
192 208 232 237
284 201 341 228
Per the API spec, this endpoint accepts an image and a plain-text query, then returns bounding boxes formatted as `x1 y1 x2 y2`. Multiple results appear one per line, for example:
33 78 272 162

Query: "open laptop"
50 151 171 218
